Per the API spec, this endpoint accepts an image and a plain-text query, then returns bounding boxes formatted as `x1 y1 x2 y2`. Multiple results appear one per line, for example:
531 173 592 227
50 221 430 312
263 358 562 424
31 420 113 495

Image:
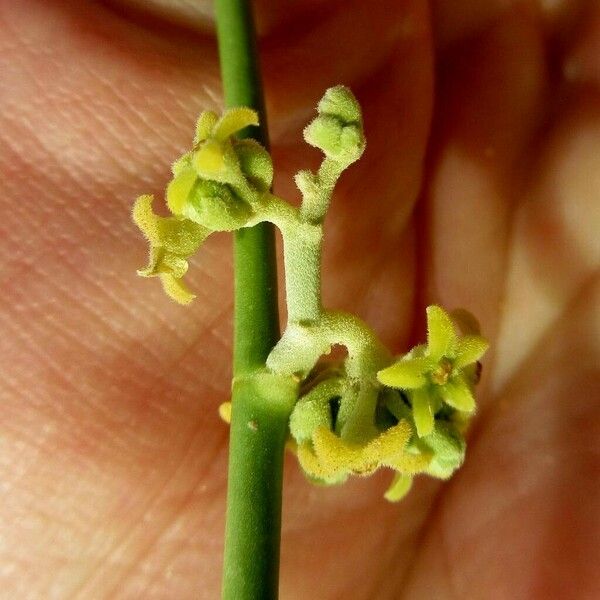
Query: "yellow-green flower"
193 107 259 182
134 106 276 303
167 107 259 216
377 305 489 437
132 195 209 304
166 107 272 224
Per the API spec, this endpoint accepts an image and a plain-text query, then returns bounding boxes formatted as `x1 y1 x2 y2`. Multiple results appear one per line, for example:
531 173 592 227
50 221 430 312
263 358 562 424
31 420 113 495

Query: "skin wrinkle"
70 427 227 600
1 9 218 194
3 272 130 377
367 489 432 600
3 243 229 460
5 130 234 398
133 511 222 598
433 517 461 600
59 418 227 593
281 498 398 599
425 10 547 356
493 88 600 388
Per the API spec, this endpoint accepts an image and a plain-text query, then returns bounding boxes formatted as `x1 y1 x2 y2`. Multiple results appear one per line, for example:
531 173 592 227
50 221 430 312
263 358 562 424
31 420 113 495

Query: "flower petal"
426 305 457 360
442 376 475 412
312 427 359 472
132 195 162 245
166 168 197 215
411 387 434 437
218 402 232 424
133 196 211 304
159 273 195 305
297 439 347 482
137 247 188 279
194 139 226 176
133 194 209 255
213 107 259 141
385 451 431 474
194 110 218 144
384 473 413 502
311 421 412 476
454 335 489 369
297 442 331 478
364 421 412 465
377 357 432 389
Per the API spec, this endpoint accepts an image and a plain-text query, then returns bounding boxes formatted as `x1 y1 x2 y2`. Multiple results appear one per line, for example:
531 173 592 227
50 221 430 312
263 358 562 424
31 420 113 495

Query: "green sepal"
233 139 273 191
421 422 466 479
289 379 340 444
317 85 362 124
304 115 365 165
183 180 253 231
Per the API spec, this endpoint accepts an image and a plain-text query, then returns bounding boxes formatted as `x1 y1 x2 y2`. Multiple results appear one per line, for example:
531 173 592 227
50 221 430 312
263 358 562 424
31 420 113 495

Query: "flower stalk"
131 7 490 594
214 1 285 599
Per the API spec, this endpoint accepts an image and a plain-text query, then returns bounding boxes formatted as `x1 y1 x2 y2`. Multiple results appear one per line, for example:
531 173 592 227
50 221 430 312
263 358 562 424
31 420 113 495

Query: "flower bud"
317 85 362 124
184 179 252 231
303 108 365 165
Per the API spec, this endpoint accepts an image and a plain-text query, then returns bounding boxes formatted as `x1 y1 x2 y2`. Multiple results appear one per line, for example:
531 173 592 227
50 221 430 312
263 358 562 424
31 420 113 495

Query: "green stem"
249 193 323 324
215 1 286 599
282 224 322 323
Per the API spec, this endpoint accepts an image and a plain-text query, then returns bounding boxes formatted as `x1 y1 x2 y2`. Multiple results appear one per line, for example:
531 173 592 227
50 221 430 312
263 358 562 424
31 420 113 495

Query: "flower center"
430 357 453 385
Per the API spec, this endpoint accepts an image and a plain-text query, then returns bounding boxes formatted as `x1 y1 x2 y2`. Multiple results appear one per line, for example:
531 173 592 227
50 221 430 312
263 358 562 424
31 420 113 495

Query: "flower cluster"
133 106 273 303
133 87 489 501
286 306 487 501
378 306 489 437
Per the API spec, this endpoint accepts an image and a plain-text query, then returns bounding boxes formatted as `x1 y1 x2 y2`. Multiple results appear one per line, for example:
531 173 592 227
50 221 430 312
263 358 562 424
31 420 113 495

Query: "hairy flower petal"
194 110 218 144
427 305 458 360
377 357 432 389
411 387 434 437
454 334 489 369
166 167 197 215
384 474 413 502
213 106 259 141
159 273 195 304
442 376 475 412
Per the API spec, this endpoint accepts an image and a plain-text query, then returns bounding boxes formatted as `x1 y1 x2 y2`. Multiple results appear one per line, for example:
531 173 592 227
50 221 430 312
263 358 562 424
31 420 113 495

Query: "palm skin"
1 0 598 598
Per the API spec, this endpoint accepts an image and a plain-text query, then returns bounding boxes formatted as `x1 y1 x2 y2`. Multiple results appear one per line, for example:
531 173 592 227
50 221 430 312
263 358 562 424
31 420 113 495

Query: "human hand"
1 1 598 598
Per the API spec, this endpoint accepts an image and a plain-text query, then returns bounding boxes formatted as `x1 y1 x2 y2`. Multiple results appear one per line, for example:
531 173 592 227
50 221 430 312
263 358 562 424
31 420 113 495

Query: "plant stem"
215 0 278 371
214 1 287 599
